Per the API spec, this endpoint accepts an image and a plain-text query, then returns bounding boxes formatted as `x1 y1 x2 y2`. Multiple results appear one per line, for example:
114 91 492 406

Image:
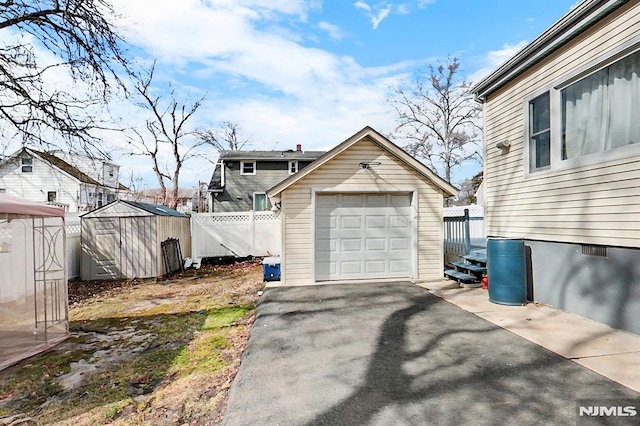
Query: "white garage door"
315 193 413 281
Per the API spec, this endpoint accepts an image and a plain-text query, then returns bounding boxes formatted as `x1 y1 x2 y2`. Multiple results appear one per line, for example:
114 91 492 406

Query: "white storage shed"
81 200 191 280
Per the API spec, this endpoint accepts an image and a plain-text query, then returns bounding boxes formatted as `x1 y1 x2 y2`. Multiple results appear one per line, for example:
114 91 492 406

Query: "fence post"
464 208 471 255
250 211 256 255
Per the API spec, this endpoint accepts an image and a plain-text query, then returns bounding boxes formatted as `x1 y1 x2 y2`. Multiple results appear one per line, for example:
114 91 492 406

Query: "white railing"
65 214 81 280
443 205 485 265
191 211 281 259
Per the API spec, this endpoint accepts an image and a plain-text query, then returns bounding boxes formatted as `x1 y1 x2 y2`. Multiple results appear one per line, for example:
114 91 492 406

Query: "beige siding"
483 2 640 247
281 137 444 285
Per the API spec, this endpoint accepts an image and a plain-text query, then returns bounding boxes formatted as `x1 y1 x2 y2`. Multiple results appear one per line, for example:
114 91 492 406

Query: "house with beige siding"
471 0 639 334
267 126 457 286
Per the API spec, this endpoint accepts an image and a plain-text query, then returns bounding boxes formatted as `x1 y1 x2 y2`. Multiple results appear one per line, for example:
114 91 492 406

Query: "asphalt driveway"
223 282 638 425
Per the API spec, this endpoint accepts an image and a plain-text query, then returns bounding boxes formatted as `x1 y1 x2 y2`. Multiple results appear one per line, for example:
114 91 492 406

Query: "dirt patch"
0 260 265 425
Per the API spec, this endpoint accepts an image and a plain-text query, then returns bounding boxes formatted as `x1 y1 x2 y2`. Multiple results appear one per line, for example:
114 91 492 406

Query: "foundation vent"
581 244 607 257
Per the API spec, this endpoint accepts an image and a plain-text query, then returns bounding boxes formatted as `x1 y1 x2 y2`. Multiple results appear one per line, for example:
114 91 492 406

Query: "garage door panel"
341 261 362 275
317 194 339 207
315 193 413 281
341 216 362 229
341 238 362 252
366 238 386 251
365 261 386 274
389 237 410 251
366 194 386 207
390 259 410 272
390 215 410 228
365 215 386 229
342 194 363 206
390 194 411 207
315 238 335 253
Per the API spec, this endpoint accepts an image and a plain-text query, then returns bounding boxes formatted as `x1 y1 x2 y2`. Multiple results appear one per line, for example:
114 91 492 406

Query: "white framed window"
528 92 551 171
253 192 272 211
240 161 256 175
21 157 33 173
288 160 298 175
561 49 639 160
525 47 640 174
47 191 57 202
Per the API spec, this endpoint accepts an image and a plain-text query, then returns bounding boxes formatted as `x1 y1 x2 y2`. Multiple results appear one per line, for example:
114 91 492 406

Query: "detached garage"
81 201 191 280
268 126 457 286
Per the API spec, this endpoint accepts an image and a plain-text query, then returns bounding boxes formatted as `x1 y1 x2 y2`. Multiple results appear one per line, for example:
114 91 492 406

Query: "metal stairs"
444 249 487 288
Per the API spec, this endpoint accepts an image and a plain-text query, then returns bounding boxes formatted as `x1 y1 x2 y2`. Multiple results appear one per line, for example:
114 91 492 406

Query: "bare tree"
389 57 481 184
127 63 204 209
0 0 130 154
452 171 483 206
196 121 251 153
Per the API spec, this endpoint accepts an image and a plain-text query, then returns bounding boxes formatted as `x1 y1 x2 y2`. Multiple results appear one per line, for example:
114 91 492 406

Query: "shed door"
91 218 121 279
315 193 413 281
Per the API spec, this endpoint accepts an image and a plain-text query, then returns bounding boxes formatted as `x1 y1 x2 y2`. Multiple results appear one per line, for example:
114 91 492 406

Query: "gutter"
471 0 627 101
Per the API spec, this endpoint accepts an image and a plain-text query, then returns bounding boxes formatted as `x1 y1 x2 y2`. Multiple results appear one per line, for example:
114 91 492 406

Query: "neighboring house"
0 148 124 212
208 145 325 212
267 126 458 285
53 151 121 190
471 0 639 334
137 188 199 213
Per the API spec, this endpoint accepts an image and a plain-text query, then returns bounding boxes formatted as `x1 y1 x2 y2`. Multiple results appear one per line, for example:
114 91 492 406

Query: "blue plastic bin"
262 257 281 281
487 238 527 306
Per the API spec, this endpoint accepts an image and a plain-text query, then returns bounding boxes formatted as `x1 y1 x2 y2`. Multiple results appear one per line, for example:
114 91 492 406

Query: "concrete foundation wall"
525 240 640 335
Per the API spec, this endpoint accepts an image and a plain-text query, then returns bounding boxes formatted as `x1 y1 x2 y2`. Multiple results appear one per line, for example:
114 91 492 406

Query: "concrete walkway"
422 279 640 393
224 282 639 425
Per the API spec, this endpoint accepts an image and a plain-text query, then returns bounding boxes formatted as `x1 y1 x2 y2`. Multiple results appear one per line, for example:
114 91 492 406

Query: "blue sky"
102 0 580 190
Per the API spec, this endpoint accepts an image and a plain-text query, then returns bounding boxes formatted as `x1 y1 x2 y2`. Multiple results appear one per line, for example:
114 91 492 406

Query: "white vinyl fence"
443 205 485 239
65 214 81 280
191 211 281 259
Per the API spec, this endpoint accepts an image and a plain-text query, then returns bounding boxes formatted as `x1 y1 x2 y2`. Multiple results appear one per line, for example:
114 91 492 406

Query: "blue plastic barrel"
487 238 527 305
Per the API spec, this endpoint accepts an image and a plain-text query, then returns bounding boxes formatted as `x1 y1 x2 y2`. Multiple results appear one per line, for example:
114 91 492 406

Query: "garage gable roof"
268 126 458 198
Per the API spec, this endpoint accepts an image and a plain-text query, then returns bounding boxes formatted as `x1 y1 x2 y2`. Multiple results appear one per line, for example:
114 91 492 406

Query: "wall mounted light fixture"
495 140 510 150
359 161 381 169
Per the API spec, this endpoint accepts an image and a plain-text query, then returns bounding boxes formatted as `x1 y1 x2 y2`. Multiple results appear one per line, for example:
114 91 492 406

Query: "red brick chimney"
296 144 302 151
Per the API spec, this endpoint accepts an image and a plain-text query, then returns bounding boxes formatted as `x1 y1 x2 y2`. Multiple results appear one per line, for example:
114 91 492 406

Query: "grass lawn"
0 260 264 425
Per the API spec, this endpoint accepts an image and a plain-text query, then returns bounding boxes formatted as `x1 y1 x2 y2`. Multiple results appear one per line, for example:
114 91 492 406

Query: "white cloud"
417 0 435 8
469 41 528 84
354 1 371 12
353 1 393 29
397 4 411 15
371 6 392 29
318 21 344 40
100 0 422 187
